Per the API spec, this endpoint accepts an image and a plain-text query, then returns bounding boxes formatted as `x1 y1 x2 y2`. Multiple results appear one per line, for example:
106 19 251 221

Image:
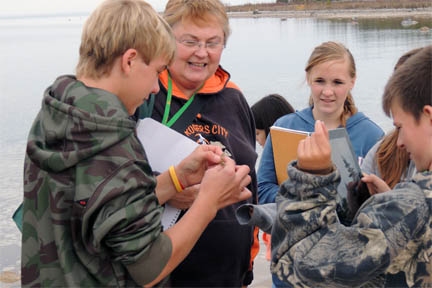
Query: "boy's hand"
176 145 224 188
297 120 333 174
199 156 252 211
168 184 199 209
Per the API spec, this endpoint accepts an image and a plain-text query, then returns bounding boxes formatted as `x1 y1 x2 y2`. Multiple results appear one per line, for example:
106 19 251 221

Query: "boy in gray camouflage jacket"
238 46 432 287
21 0 252 287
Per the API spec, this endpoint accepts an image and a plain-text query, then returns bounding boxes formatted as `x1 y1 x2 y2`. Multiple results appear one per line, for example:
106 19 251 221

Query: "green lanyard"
161 72 202 128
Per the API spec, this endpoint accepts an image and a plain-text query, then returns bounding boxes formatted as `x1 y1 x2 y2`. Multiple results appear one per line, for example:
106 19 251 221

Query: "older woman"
142 0 259 287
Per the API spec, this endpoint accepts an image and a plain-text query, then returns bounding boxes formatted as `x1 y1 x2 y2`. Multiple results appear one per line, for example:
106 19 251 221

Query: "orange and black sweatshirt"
151 66 259 287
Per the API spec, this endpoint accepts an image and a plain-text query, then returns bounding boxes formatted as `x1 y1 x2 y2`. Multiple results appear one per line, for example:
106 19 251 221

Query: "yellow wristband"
169 165 184 193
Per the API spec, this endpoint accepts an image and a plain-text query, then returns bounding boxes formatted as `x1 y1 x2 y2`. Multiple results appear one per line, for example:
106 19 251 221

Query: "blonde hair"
306 41 358 127
163 0 230 45
76 0 176 79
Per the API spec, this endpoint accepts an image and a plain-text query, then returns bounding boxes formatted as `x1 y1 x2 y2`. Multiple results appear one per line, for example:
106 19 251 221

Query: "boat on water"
401 18 419 27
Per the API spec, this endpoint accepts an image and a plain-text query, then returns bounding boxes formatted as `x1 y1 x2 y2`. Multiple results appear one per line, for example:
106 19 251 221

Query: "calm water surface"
0 14 431 278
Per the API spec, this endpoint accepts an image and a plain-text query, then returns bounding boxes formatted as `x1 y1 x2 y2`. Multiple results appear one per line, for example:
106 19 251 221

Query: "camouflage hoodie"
237 164 432 287
271 162 432 287
22 75 171 287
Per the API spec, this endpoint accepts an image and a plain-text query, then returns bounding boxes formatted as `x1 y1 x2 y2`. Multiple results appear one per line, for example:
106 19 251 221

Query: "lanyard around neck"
161 72 201 128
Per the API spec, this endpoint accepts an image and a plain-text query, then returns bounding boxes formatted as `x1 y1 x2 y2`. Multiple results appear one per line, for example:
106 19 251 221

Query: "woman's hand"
297 120 333 174
168 184 199 209
176 145 224 188
361 173 391 195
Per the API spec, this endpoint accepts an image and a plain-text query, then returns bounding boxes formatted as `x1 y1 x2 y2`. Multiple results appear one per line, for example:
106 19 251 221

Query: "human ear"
121 49 138 75
423 105 432 124
350 75 356 89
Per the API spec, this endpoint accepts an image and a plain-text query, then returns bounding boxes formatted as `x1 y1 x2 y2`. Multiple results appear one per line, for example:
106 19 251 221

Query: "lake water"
0 14 431 282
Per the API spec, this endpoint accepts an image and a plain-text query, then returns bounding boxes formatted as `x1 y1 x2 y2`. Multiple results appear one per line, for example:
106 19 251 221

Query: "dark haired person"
252 94 295 148
251 93 294 284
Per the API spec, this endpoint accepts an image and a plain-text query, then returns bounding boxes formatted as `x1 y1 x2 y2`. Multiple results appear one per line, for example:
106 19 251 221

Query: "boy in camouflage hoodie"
21 0 252 287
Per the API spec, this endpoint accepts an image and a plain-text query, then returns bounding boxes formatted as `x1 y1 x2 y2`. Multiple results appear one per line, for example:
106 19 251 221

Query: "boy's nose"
151 81 160 94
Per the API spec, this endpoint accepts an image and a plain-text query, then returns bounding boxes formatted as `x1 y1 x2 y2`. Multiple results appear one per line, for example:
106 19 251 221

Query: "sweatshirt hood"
158 66 240 99
345 111 367 129
26 75 136 173
295 107 316 127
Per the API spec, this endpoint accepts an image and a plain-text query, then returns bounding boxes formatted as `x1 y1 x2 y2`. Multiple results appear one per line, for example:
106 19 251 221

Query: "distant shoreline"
227 7 432 20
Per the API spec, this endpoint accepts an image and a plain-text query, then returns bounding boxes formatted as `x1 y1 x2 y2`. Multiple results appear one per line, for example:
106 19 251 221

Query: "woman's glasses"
177 39 224 52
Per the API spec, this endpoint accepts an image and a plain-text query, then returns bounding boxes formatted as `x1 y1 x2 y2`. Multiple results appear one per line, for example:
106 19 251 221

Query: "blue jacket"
258 106 384 204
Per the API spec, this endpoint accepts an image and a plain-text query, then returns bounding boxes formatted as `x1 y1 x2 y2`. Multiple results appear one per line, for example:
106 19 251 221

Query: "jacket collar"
158 66 232 100
296 106 367 129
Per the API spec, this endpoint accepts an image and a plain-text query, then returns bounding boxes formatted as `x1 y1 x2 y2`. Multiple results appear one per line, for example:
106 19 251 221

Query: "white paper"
136 118 199 230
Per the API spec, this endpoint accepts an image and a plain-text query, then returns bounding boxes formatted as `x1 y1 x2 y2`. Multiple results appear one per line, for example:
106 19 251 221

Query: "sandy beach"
228 7 432 20
250 238 273 288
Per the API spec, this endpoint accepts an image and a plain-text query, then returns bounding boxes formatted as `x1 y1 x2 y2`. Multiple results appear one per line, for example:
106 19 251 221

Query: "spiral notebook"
136 118 199 230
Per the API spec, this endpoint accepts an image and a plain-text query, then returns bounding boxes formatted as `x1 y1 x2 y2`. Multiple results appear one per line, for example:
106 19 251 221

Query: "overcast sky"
1 0 274 16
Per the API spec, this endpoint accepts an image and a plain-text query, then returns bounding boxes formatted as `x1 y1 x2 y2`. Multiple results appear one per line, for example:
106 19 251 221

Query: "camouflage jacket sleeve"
77 156 172 285
235 203 276 234
271 161 430 288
